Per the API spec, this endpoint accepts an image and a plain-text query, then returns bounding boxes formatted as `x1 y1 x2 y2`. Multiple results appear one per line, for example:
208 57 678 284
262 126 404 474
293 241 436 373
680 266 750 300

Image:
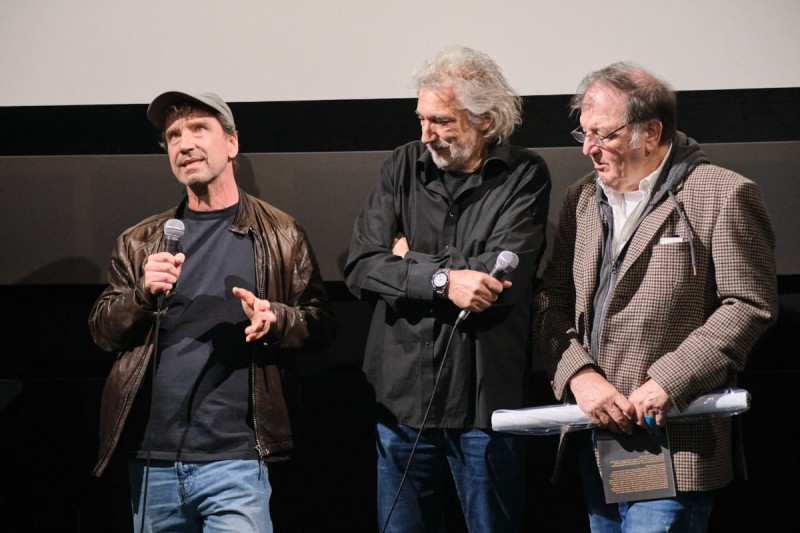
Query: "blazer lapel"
575 190 603 312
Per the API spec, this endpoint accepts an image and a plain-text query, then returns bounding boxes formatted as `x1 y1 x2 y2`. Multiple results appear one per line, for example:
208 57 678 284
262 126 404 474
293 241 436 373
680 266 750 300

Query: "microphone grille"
164 218 185 239
497 250 519 272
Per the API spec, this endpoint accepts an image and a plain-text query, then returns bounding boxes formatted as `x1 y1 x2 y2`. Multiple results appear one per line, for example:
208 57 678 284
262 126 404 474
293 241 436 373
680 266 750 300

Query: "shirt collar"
598 142 673 200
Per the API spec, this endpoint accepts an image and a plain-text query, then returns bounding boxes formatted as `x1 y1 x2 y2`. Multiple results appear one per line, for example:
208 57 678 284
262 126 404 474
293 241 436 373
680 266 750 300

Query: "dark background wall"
0 88 798 532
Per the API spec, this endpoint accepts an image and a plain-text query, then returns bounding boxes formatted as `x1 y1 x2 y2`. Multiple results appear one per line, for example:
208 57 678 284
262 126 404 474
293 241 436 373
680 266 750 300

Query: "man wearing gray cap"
89 91 336 532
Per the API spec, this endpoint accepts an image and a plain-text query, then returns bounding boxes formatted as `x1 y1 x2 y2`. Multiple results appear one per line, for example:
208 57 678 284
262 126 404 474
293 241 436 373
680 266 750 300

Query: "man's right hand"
569 367 636 435
144 251 185 298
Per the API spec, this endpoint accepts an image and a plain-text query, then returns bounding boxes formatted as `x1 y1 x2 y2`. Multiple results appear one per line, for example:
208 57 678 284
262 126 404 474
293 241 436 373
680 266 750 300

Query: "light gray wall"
2 2 799 106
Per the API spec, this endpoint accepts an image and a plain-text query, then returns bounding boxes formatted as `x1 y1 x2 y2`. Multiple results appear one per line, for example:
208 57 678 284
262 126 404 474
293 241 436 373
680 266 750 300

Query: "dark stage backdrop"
0 90 798 532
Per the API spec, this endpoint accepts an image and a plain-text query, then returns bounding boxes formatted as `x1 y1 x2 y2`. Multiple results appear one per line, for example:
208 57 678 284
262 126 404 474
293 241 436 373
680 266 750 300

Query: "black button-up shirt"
344 140 551 428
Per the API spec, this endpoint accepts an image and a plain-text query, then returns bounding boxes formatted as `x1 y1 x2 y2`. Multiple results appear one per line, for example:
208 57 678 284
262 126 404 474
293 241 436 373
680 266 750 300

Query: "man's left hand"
232 286 277 343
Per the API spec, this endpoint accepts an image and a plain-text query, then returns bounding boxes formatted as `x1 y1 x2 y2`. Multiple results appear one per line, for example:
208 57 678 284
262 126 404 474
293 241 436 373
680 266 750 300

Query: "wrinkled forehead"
163 105 218 130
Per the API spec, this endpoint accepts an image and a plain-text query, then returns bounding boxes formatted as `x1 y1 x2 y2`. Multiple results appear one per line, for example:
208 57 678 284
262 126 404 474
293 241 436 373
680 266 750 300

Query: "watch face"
433 270 448 288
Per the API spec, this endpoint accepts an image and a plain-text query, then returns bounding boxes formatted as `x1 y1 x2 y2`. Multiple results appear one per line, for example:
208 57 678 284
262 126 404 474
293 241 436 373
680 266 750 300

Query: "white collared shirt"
599 144 673 258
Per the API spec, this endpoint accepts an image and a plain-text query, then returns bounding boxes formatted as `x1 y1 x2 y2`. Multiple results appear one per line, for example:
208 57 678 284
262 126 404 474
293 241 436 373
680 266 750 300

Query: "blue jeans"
376 422 526 533
128 459 273 533
577 432 714 532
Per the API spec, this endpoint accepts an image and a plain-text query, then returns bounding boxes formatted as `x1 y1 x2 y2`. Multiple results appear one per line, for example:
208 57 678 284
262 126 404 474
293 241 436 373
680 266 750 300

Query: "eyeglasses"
571 122 630 147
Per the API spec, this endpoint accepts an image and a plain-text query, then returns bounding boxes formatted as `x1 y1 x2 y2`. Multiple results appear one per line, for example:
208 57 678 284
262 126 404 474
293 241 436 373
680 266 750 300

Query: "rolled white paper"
491 387 751 435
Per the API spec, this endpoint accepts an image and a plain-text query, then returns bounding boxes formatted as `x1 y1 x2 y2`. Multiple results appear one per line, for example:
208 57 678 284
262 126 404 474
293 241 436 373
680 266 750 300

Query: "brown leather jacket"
88 189 336 476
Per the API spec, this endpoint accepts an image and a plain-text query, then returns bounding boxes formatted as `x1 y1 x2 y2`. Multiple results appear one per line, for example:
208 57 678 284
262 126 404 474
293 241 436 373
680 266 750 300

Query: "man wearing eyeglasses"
534 62 778 531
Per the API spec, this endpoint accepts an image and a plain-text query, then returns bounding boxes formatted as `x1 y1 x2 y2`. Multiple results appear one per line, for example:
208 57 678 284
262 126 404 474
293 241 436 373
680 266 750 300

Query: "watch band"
432 268 450 297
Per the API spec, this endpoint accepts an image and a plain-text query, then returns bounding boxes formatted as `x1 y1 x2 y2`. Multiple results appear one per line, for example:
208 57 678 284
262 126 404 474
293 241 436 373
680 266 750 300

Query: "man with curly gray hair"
411 45 523 147
345 45 552 532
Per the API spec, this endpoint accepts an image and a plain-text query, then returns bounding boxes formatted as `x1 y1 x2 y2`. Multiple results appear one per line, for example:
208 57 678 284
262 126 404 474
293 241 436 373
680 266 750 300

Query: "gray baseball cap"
146 91 235 130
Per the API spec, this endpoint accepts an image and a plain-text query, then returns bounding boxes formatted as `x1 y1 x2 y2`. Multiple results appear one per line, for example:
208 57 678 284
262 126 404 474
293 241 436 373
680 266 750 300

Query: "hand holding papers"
491 387 751 435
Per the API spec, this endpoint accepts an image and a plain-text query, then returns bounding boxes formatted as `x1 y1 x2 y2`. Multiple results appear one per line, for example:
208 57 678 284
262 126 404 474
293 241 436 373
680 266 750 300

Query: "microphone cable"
136 219 183 533
380 319 462 533
381 252 517 531
138 295 168 533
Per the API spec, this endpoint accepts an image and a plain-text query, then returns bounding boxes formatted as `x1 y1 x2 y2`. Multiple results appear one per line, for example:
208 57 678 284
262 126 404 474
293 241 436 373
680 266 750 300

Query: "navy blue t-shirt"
132 204 258 461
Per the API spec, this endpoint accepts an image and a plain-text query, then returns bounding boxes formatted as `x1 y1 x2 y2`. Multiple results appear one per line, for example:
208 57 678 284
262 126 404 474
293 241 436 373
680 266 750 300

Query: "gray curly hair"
412 45 522 144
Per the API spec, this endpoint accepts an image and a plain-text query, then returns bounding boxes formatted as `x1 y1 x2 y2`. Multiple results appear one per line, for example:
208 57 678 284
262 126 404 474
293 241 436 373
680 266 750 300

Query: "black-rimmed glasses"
571 122 631 147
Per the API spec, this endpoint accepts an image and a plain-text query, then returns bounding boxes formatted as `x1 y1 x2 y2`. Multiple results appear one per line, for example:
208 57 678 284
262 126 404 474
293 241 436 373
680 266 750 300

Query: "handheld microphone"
163 218 184 255
157 219 185 308
456 250 519 322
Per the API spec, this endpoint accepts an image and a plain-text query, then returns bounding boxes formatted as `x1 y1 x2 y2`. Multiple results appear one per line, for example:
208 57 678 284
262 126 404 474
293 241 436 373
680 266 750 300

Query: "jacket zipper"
251 227 268 459
591 260 619 361
93 345 150 475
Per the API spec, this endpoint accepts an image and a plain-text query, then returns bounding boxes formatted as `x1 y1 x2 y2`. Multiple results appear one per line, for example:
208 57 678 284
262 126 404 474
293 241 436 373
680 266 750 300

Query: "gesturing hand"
232 287 277 343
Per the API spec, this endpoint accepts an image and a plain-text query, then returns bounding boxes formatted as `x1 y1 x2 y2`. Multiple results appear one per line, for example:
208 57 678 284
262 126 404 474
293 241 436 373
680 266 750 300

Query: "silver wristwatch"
431 268 450 297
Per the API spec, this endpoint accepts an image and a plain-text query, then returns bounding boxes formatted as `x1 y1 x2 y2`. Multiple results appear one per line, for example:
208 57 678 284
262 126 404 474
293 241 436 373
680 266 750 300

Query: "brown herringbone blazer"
534 160 779 491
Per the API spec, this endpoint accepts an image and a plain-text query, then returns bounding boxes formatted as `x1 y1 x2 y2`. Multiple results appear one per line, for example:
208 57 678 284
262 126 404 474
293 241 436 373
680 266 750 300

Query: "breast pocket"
647 239 693 300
